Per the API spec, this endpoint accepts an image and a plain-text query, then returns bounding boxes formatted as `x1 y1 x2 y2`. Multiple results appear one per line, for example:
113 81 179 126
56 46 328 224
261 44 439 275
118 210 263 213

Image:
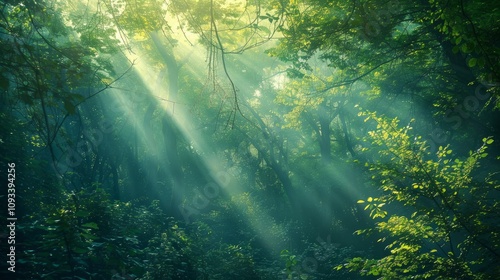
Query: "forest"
0 0 499 279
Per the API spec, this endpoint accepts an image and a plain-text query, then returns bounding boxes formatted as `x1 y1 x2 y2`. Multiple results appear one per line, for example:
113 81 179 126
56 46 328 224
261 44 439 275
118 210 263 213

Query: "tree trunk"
150 31 184 218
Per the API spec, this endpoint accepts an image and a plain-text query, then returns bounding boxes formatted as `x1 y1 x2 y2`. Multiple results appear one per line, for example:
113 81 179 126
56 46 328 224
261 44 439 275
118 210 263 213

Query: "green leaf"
258 25 270 33
81 232 97 240
468 58 477 67
72 247 88 254
461 43 469 53
357 200 365 203
82 222 99 229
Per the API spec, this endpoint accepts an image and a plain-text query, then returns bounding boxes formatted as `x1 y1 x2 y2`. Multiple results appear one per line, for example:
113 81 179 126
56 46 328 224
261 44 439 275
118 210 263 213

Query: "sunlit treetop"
270 0 500 100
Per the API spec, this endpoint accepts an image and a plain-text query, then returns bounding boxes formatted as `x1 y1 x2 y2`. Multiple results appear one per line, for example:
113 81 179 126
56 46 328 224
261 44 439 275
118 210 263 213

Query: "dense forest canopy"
0 0 499 279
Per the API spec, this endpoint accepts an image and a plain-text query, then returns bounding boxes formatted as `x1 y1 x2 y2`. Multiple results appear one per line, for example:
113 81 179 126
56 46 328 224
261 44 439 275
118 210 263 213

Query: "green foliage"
18 188 278 279
3 0 499 279
20 192 100 279
202 243 260 279
281 249 306 280
283 242 362 280
19 191 187 279
342 111 500 279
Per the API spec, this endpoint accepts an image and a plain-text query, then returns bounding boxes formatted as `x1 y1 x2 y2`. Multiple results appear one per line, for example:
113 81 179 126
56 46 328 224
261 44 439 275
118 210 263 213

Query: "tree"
341 110 500 279
269 0 500 152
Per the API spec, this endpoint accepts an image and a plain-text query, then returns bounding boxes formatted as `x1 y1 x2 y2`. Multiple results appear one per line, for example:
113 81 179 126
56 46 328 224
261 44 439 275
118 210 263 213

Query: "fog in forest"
1 0 499 279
